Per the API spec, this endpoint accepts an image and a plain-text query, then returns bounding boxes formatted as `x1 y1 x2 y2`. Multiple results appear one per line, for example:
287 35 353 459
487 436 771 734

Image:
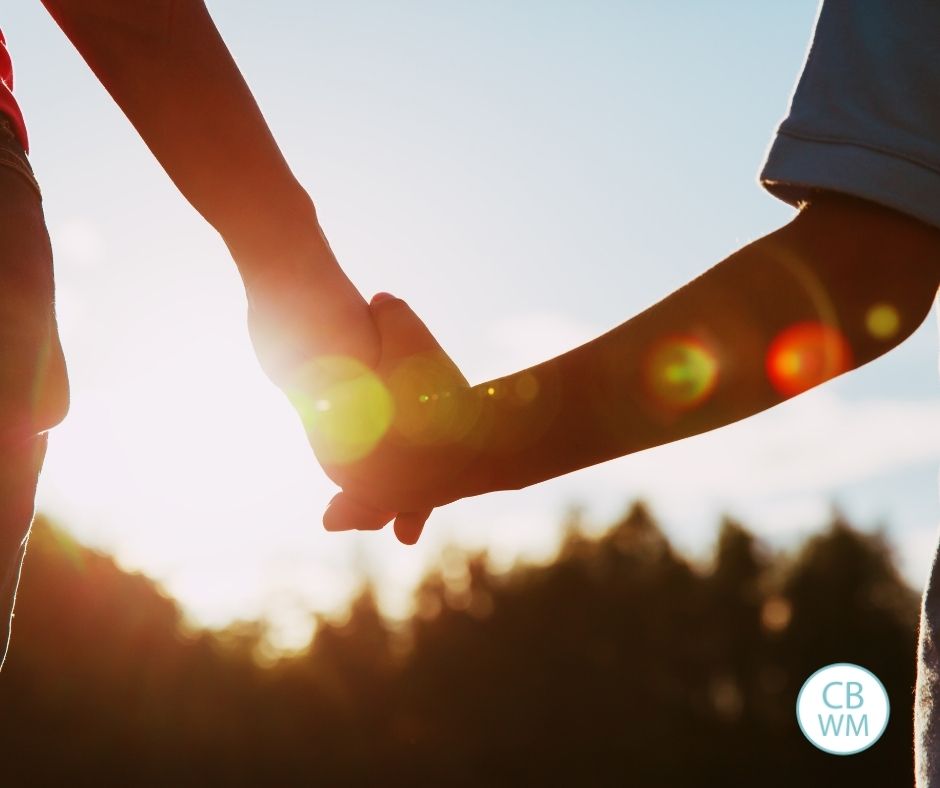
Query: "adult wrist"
223 185 325 285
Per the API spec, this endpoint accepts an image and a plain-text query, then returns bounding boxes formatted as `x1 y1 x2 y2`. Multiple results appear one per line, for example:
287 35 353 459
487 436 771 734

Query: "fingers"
393 509 432 546
323 492 394 532
322 492 431 545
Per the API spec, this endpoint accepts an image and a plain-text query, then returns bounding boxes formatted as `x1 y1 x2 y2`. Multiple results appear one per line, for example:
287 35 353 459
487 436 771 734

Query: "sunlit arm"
469 194 940 493
40 0 323 280
40 0 379 378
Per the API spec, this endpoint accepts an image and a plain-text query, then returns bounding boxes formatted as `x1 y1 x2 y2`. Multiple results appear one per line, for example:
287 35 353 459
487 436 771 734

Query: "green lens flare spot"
644 336 719 410
287 356 393 465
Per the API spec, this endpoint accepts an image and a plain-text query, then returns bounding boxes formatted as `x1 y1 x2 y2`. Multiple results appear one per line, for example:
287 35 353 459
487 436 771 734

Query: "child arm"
471 193 940 493
321 191 940 540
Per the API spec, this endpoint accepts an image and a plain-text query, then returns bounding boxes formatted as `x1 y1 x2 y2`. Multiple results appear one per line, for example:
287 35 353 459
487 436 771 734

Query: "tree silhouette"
0 507 920 787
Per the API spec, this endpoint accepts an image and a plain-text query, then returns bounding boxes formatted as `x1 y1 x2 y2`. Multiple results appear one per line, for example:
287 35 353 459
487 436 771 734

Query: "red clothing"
0 28 28 152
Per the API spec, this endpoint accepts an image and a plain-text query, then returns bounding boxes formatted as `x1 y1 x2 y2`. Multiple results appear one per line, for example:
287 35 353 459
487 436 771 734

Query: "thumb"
369 293 456 368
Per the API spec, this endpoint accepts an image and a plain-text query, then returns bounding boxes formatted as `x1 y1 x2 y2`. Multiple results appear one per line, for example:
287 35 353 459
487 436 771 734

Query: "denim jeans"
0 116 67 670
0 117 39 198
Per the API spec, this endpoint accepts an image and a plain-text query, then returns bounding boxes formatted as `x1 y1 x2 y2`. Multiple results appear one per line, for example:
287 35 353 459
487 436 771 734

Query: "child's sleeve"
760 0 940 232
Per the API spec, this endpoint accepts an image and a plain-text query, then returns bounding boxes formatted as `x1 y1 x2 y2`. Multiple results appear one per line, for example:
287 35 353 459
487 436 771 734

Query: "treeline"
0 504 921 787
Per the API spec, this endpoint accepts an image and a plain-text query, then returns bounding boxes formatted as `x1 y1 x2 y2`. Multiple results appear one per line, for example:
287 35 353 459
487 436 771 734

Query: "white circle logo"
796 663 890 755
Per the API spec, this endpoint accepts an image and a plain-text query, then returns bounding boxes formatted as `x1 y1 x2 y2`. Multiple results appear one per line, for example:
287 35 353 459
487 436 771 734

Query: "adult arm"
39 0 377 372
41 0 310 272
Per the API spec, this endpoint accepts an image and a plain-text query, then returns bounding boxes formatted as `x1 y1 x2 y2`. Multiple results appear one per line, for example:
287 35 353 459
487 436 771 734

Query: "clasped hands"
244 248 499 546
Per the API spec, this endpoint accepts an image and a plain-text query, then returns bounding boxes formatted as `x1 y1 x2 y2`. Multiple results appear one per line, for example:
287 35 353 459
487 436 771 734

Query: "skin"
324 193 940 543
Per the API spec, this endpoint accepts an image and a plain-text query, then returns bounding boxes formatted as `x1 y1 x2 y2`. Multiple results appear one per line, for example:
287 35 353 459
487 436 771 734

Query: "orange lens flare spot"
766 322 852 398
643 336 719 411
865 303 900 340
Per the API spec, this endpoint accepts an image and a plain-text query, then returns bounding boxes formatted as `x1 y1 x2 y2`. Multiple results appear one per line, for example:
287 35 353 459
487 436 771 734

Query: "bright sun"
35 241 369 650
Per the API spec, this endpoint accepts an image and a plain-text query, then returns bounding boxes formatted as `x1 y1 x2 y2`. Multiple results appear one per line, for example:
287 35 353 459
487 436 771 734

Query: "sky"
4 0 939 650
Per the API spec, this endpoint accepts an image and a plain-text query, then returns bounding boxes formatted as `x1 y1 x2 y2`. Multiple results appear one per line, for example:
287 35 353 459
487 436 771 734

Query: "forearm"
40 0 321 277
472 194 940 492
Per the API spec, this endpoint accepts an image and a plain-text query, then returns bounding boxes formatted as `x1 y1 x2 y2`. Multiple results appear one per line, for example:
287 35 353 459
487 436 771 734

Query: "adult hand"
243 228 379 384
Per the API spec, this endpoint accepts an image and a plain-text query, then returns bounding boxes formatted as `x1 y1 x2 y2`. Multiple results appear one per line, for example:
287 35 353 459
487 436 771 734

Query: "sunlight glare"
288 356 394 465
36 265 361 650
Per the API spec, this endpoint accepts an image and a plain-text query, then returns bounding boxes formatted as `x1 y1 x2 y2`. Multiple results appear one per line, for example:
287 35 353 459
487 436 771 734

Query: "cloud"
479 310 598 375
599 390 940 501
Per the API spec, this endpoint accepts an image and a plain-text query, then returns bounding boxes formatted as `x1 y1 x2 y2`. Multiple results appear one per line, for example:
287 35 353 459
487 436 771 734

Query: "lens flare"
514 372 540 403
286 355 393 464
643 335 719 411
387 353 478 445
766 322 852 398
865 303 900 340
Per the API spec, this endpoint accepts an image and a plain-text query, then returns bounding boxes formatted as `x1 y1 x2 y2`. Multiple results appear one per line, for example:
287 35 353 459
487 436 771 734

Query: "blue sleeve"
760 0 940 230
